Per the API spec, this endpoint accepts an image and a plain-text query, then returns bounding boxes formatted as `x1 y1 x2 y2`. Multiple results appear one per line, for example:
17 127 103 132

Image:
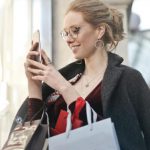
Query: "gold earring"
95 39 104 49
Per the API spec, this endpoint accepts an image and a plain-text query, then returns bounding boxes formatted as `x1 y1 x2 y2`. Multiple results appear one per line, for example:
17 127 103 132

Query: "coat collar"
60 52 124 116
101 52 124 116
62 52 124 75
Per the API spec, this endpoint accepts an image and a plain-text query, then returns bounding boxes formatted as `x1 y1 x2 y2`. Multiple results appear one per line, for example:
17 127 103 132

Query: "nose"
66 34 75 44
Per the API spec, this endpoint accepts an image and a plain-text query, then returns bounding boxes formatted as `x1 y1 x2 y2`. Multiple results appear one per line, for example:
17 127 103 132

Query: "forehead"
63 11 86 30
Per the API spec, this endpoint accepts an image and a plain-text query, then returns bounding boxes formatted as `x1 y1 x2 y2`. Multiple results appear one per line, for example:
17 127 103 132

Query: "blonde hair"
65 0 124 50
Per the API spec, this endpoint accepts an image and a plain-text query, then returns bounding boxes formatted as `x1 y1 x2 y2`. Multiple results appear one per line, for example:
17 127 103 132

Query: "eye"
70 27 80 34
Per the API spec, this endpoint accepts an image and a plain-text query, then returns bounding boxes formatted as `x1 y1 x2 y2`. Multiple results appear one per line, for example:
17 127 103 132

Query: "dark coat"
10 52 150 150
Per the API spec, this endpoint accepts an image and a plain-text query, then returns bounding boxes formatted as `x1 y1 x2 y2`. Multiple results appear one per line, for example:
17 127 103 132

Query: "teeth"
71 45 79 49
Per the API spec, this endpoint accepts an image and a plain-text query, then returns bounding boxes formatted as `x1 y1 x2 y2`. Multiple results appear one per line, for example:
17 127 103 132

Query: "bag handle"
15 102 50 137
16 101 46 125
29 103 50 137
66 101 97 137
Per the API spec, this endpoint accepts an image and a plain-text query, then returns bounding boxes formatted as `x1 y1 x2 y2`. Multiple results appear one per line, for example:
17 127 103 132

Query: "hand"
24 43 41 81
26 49 80 105
26 50 70 92
24 43 42 99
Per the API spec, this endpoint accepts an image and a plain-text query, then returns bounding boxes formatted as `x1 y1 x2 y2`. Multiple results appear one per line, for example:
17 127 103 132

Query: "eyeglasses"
60 26 80 41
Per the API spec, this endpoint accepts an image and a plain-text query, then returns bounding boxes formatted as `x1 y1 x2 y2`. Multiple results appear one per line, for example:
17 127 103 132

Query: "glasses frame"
60 26 81 41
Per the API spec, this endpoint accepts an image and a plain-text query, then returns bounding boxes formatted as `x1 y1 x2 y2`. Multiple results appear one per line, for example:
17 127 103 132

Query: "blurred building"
128 1 150 86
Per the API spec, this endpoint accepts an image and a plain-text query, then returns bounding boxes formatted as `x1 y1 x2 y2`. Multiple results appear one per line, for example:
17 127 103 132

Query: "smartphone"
31 30 42 63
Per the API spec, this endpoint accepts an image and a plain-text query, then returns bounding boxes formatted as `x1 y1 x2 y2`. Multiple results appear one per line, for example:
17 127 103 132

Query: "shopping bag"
48 102 120 150
2 110 49 150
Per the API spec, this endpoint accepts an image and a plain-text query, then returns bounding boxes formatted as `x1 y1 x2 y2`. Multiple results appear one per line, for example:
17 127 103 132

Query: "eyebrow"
63 25 80 31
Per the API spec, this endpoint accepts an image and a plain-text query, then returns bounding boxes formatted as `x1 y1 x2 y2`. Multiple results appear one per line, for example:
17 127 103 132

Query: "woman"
13 0 150 150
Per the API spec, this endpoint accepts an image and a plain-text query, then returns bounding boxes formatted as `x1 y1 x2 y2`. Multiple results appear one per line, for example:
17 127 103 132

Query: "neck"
84 48 108 77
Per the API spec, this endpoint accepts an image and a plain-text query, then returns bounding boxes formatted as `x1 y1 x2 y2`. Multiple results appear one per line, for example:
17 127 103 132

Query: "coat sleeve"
127 70 150 150
27 98 44 120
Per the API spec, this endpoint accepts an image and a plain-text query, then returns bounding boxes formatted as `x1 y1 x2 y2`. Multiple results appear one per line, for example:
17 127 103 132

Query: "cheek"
74 30 97 59
80 31 96 48
80 35 96 53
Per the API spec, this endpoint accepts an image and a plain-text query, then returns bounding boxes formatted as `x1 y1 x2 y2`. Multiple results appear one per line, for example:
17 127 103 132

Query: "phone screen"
31 30 42 63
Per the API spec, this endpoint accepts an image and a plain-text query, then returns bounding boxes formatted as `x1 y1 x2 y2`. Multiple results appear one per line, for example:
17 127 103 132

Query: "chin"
73 54 83 60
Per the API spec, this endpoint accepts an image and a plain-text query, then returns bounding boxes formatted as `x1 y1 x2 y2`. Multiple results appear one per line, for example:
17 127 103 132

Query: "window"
0 0 52 148
128 0 150 86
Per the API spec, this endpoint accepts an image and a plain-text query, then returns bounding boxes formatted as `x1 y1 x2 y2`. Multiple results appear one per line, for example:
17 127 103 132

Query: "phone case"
31 30 42 63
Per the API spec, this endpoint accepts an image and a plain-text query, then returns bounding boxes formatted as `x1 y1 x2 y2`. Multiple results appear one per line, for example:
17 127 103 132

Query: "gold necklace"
83 72 102 88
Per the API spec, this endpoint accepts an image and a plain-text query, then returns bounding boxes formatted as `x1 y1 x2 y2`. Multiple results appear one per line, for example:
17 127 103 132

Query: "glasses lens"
60 31 67 40
60 26 80 41
70 27 80 39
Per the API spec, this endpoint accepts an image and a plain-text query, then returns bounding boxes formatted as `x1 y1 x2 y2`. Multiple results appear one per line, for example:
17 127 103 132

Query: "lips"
72 46 80 51
70 45 80 50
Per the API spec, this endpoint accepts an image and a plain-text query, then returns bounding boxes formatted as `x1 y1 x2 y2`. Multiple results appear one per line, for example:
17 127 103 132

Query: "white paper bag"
48 102 120 150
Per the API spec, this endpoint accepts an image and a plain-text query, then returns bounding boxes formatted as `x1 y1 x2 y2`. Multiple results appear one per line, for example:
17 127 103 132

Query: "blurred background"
0 0 150 148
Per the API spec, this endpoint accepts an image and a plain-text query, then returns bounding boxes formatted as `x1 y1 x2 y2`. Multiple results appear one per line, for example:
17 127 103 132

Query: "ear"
97 25 105 39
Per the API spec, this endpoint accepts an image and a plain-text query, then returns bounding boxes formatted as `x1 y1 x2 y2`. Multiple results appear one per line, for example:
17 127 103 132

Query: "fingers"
27 58 46 70
27 44 52 65
27 67 44 75
25 47 53 76
32 75 43 81
26 43 40 60
29 42 39 51
26 51 39 60
41 50 52 65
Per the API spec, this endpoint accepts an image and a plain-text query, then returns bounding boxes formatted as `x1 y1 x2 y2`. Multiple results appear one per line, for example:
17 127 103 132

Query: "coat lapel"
101 52 124 117
59 52 124 117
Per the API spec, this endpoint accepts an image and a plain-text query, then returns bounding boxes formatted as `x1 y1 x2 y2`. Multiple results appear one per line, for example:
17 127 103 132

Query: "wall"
52 0 133 69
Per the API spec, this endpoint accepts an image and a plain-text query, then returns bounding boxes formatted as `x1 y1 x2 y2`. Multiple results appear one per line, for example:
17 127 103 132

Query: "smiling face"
63 11 101 59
